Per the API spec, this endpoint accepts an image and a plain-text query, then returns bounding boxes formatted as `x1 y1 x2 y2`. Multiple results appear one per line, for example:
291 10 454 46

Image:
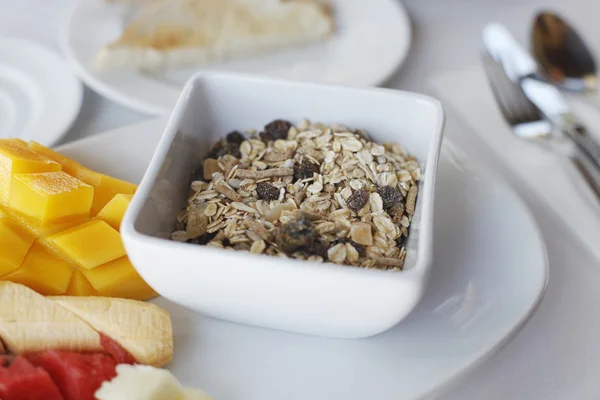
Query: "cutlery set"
482 12 600 199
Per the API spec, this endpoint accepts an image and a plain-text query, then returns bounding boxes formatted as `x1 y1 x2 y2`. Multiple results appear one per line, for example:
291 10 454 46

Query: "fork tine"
481 51 553 139
481 51 541 124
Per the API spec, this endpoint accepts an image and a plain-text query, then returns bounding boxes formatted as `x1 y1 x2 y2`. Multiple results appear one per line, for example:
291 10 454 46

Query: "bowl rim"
121 71 445 281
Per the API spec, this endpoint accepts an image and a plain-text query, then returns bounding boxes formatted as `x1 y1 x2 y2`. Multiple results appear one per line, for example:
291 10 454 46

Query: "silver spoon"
531 11 597 94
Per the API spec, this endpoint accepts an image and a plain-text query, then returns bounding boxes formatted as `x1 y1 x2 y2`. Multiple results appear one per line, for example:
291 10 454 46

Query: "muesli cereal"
171 120 421 271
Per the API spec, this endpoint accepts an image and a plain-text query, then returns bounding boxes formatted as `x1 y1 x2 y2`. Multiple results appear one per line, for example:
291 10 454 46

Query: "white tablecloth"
2 0 600 398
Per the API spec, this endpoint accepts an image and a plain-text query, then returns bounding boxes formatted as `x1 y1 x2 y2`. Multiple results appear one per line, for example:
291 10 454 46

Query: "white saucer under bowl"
57 119 548 400
0 37 82 146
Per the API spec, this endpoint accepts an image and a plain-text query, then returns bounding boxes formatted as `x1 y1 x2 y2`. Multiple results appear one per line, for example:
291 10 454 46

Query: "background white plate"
57 119 548 400
0 37 82 146
61 0 412 115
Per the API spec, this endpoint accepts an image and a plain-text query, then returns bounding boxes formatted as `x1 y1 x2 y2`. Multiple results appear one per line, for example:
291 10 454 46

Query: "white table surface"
2 0 600 399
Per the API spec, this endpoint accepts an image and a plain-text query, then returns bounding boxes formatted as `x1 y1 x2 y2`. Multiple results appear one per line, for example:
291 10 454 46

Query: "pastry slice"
0 282 102 354
51 296 173 367
95 0 333 70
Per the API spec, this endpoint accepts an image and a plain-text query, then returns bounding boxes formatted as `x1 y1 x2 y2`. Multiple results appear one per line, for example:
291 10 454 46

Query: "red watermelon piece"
27 351 118 400
100 332 136 365
0 355 65 400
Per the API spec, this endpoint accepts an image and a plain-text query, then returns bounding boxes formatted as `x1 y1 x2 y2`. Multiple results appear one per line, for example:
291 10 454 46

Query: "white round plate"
0 38 82 146
57 119 548 400
61 0 412 115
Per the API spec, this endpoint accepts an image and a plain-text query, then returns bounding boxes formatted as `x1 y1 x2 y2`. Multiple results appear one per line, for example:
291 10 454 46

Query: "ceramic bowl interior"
122 72 444 338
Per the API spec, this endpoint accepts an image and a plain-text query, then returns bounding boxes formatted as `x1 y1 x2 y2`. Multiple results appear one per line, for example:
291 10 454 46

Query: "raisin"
378 185 404 210
223 238 232 247
226 142 242 159
226 131 246 144
207 140 226 159
351 242 366 258
197 232 217 245
294 160 319 181
192 165 205 182
260 119 292 141
395 236 405 248
301 240 329 259
256 182 280 201
347 188 369 213
276 216 316 255
207 139 241 159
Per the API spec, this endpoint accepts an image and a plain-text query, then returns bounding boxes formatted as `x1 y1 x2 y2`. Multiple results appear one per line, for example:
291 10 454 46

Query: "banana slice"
51 296 173 367
0 282 102 354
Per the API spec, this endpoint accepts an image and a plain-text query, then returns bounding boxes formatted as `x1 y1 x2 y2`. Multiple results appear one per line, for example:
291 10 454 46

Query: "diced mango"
65 270 97 296
28 141 79 171
28 141 137 215
3 242 73 295
82 257 158 301
0 139 61 204
45 220 126 270
95 194 133 231
1 206 86 238
9 172 94 227
1 141 148 300
87 173 137 216
0 209 35 276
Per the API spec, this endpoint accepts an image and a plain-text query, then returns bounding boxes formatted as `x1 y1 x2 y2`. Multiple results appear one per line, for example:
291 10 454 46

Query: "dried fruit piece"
207 138 242 159
196 232 217 245
377 185 403 211
276 217 316 255
352 242 366 258
346 188 369 213
191 165 204 182
256 182 279 201
349 222 373 246
226 131 246 144
202 159 222 181
260 120 292 141
294 160 319 181
305 240 329 259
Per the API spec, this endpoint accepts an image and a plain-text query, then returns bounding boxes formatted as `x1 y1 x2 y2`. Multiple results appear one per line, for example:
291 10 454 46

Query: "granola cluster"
171 120 420 271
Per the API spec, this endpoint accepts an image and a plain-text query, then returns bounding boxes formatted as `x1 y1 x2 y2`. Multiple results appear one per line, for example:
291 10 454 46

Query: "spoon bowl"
532 11 597 93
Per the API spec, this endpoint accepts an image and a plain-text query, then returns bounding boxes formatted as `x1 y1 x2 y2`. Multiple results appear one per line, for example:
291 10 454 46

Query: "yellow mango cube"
65 270 97 296
28 141 78 171
9 172 94 226
0 139 61 204
3 242 73 295
83 257 158 301
45 220 126 270
95 194 133 231
28 141 137 215
87 173 137 216
0 209 34 277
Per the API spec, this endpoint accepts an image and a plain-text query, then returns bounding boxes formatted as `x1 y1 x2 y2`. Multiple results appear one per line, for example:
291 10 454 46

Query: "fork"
481 51 600 200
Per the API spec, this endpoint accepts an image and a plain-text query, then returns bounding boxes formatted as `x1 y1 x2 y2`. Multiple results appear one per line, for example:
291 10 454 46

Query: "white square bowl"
121 73 445 339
